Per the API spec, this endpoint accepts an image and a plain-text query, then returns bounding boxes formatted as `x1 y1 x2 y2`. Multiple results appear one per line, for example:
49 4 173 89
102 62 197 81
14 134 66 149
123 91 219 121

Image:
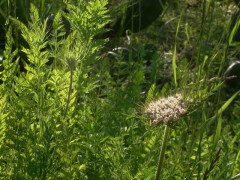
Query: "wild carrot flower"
145 93 190 126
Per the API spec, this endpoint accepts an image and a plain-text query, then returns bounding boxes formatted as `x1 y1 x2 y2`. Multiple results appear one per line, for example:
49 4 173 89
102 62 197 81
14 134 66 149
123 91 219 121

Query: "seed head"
145 93 190 126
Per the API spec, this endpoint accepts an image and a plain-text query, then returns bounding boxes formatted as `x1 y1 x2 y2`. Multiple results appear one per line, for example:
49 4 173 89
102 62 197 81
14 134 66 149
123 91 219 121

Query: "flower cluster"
145 93 190 126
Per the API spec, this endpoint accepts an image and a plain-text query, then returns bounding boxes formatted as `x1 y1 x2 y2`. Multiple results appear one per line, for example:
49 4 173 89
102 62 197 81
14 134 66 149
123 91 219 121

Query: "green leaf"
213 114 222 149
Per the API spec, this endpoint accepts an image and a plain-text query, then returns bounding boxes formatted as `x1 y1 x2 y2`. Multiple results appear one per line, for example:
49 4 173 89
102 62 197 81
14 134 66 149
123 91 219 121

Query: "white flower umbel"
145 93 189 126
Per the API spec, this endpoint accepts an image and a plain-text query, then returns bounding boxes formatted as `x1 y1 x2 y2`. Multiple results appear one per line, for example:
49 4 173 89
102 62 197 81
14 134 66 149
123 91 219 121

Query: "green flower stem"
155 125 170 180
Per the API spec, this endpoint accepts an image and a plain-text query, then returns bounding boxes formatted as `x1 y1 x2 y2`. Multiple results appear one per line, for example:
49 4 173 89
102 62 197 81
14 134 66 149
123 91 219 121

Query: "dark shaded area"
224 61 240 90
234 0 240 7
106 0 166 38
0 0 31 52
226 7 240 92
230 9 240 42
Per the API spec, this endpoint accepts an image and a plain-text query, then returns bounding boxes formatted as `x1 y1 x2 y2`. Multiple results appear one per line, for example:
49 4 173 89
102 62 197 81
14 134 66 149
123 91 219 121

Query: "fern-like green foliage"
0 1 109 179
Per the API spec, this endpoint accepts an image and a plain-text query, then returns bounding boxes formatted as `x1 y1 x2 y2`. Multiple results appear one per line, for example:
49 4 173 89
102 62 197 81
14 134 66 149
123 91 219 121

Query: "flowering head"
145 93 190 126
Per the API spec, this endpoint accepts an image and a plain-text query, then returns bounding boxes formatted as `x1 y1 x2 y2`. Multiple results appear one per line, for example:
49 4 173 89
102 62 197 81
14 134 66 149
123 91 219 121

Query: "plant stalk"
155 125 170 180
64 66 74 118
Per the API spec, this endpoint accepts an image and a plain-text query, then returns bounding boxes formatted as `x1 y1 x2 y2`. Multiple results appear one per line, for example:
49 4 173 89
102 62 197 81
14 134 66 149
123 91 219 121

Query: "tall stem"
64 66 73 118
155 125 170 180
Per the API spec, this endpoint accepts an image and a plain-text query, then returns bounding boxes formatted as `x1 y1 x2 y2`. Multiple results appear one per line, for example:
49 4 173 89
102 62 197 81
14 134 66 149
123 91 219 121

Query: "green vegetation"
0 0 240 179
